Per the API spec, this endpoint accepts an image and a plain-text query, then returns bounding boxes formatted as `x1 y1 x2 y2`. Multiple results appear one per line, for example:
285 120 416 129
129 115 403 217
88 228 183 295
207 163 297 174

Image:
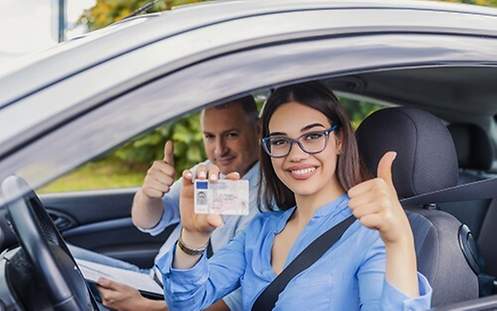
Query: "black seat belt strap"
251 215 356 311
207 239 214 259
400 176 497 206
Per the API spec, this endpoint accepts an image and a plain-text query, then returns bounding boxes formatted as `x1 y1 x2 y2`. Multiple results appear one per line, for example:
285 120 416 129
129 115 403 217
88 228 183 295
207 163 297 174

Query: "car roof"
1 0 497 108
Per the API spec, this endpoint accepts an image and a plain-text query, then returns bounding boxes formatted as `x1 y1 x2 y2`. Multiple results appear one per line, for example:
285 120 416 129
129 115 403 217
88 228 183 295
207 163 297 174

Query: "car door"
39 189 175 268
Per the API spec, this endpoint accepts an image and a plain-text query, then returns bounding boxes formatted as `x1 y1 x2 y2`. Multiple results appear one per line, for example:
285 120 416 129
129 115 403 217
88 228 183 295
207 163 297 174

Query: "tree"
78 0 207 31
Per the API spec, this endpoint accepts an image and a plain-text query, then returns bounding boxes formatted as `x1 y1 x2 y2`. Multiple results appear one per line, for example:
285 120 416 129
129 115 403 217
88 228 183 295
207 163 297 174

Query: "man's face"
201 103 259 176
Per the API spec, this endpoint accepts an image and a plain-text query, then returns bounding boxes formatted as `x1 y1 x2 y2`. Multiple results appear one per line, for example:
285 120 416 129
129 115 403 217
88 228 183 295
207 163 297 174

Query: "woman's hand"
180 164 241 237
347 151 412 245
175 163 240 269
348 151 419 297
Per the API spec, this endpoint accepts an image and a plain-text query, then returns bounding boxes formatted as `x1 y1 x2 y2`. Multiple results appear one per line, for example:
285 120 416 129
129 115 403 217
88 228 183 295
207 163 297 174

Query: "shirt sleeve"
357 234 432 310
135 177 182 236
156 224 250 311
223 288 243 311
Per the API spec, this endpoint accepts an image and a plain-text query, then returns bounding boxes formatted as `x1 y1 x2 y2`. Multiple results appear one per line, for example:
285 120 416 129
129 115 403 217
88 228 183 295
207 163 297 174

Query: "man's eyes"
204 132 239 140
226 132 239 139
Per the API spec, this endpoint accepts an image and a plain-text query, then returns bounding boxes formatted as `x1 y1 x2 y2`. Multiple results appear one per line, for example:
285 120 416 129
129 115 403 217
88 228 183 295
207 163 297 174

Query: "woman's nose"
287 141 309 162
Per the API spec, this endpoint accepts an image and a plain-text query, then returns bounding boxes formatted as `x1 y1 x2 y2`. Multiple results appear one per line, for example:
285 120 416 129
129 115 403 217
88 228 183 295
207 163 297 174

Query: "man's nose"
214 138 227 156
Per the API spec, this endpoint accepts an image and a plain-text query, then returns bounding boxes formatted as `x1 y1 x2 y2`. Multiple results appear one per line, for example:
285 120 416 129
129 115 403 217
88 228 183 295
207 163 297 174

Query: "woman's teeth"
292 167 315 176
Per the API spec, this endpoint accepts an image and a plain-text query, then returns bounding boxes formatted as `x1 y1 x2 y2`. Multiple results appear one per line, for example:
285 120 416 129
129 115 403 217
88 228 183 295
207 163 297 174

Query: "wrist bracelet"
177 235 208 256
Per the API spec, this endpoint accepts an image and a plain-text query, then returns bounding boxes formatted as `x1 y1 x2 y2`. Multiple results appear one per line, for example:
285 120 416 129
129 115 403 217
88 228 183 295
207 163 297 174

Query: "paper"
194 179 249 215
76 258 163 295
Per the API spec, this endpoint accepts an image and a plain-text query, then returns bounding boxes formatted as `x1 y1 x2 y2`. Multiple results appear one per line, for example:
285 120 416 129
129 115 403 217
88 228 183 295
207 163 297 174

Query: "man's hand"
96 277 167 311
142 141 176 199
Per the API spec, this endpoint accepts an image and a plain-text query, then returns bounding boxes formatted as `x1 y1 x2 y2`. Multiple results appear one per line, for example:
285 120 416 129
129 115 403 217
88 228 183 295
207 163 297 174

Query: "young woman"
156 82 432 310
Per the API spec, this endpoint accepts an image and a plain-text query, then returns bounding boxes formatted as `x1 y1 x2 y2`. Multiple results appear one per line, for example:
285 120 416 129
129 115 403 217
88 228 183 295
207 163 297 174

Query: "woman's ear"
336 131 344 155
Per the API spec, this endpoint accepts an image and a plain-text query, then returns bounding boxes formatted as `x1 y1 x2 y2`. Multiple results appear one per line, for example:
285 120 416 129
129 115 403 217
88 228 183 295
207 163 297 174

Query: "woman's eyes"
303 132 324 140
270 138 289 146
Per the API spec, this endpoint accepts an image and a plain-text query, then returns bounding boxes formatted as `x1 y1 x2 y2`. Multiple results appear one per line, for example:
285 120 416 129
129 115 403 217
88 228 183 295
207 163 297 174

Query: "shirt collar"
242 161 259 184
273 193 350 233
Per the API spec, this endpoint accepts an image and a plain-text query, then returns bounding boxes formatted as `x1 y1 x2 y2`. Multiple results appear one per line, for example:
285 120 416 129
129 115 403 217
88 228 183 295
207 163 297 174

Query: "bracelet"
177 234 208 256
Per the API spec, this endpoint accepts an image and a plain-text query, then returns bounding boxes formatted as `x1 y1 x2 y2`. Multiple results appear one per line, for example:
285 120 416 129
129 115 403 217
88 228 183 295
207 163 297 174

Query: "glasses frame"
261 124 339 158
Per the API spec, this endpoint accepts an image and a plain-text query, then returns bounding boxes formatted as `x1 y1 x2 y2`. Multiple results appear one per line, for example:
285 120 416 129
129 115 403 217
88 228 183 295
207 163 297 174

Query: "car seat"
356 107 479 306
443 123 497 290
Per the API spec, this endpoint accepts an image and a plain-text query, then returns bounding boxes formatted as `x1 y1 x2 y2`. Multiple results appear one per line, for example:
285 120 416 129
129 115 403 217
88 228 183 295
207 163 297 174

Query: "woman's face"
268 102 342 198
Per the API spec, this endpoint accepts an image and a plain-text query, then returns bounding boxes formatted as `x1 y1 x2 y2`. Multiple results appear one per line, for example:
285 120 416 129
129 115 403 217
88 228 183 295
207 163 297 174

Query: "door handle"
47 210 77 231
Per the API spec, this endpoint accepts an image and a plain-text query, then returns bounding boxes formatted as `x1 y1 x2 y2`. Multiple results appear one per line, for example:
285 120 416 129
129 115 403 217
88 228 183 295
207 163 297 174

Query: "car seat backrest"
356 107 479 306
447 123 493 171
442 124 493 238
446 123 497 278
478 200 497 277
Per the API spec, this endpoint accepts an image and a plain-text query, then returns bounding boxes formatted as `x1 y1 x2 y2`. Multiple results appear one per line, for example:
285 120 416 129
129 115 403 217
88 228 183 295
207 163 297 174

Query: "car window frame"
2 32 497 205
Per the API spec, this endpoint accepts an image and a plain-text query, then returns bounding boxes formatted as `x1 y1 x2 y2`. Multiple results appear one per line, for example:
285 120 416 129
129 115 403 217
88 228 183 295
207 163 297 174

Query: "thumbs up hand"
348 151 413 245
142 141 177 199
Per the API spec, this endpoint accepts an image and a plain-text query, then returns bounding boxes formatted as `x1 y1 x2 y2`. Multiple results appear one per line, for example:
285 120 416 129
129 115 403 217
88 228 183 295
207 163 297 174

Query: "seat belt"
251 215 356 311
399 176 497 206
251 176 497 310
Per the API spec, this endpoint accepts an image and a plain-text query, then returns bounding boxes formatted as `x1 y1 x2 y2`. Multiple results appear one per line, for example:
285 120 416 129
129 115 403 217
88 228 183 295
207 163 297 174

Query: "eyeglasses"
261 125 339 158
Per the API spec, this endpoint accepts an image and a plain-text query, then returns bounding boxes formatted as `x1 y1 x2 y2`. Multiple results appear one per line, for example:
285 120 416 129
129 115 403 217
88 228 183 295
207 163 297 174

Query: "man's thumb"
164 140 175 165
377 151 397 187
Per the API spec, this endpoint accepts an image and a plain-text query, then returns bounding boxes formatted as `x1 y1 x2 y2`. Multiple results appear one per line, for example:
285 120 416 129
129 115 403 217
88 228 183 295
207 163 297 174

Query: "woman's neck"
292 178 345 227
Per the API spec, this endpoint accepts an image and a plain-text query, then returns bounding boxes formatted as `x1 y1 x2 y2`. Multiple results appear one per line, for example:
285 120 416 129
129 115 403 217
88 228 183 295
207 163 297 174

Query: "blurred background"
1 0 496 193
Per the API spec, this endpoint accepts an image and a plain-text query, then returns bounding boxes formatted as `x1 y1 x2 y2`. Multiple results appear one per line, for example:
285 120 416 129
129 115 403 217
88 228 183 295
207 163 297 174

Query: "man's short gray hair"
206 95 258 123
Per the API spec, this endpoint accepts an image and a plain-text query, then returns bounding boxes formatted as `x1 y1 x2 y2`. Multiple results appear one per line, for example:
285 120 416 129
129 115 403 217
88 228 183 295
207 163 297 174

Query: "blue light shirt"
157 193 432 310
137 161 261 309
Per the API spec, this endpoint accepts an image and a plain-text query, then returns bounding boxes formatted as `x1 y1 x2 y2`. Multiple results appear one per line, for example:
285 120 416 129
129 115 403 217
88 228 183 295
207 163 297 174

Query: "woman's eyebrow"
301 123 326 132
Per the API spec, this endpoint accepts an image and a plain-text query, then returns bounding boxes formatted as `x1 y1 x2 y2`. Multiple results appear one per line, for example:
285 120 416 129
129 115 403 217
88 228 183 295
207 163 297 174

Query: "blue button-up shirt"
139 161 261 309
157 193 432 310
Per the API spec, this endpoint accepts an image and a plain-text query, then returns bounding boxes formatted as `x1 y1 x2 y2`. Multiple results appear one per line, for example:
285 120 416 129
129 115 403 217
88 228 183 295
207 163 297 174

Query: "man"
71 96 261 311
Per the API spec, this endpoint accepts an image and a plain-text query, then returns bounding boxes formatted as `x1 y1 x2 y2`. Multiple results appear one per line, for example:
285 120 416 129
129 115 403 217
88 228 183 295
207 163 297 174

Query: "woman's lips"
287 166 317 180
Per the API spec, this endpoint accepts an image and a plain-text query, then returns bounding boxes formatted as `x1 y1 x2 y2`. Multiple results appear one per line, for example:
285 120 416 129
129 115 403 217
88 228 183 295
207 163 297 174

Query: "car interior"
1 65 497 310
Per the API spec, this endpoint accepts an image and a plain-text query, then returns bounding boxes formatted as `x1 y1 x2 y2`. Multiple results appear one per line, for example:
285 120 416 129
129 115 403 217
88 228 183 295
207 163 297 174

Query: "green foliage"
113 112 206 176
439 0 497 6
78 0 207 31
338 96 382 129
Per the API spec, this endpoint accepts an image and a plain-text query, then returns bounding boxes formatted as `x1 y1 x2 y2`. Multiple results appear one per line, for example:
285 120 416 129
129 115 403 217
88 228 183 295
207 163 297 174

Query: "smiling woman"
157 82 431 310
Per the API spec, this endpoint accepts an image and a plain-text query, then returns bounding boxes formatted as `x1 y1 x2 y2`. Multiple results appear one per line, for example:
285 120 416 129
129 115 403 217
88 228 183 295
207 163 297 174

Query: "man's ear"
255 119 262 137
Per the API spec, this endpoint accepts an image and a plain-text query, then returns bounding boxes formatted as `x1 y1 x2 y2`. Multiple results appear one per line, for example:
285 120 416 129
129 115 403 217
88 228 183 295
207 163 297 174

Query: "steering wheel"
2 176 98 311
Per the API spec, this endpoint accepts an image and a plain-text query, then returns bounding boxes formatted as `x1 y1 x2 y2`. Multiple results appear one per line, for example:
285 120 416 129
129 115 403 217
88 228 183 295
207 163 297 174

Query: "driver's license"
194 179 249 215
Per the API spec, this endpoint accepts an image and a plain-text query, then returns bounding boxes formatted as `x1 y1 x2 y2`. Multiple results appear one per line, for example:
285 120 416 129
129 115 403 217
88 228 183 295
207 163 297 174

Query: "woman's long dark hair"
258 81 370 211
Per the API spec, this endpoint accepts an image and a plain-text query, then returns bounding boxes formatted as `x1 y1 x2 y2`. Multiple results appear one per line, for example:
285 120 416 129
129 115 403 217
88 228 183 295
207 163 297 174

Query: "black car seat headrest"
447 123 493 171
356 107 458 199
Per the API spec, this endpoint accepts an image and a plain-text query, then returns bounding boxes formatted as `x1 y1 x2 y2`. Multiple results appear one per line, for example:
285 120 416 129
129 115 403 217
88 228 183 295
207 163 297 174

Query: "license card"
194 179 249 215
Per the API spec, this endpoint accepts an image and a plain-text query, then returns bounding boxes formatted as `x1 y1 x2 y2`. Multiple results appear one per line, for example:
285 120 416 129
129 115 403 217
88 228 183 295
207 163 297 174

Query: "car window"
38 111 204 193
38 92 386 194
